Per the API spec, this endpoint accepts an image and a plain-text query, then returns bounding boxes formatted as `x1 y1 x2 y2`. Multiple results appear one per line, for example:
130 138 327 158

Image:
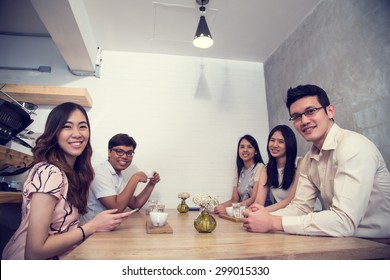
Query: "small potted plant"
192 192 219 233
177 192 190 213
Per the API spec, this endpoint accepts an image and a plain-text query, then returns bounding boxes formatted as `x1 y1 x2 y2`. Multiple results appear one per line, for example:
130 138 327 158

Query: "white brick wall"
0 37 269 209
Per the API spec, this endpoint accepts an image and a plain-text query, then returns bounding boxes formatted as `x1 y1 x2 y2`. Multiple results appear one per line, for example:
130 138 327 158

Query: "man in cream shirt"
244 84 390 238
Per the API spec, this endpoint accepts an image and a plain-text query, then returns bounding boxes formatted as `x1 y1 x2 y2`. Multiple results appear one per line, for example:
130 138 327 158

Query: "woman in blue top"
214 135 264 215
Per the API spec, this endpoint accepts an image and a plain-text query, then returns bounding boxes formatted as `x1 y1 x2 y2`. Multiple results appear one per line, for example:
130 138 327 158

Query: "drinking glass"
232 202 241 218
146 199 158 215
156 204 165 212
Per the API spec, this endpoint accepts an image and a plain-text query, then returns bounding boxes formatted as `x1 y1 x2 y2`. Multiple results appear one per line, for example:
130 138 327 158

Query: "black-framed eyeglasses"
111 148 135 157
289 106 325 122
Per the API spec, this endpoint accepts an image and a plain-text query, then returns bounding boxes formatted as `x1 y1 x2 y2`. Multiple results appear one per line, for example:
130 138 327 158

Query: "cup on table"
226 206 234 217
232 203 245 218
150 211 168 227
146 199 158 215
156 204 165 212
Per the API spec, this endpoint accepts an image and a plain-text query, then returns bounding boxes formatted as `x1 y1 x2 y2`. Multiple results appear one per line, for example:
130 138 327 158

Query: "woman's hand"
85 209 133 234
248 203 261 212
214 204 226 214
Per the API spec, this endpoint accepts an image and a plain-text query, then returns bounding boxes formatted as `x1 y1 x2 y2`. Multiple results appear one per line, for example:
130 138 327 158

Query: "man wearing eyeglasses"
244 84 390 238
81 133 160 222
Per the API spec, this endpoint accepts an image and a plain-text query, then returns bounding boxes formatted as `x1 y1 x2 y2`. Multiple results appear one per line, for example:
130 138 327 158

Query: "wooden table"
64 209 390 260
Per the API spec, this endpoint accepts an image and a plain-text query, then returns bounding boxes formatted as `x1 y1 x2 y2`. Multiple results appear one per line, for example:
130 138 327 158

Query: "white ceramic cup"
226 206 234 217
150 212 168 227
145 170 154 178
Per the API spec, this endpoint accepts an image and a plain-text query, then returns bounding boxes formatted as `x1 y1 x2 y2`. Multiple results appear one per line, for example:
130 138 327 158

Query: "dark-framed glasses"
112 148 135 157
289 106 325 122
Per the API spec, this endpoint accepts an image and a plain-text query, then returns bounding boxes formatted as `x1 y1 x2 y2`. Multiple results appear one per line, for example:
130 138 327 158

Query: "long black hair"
236 134 264 179
266 125 297 190
32 102 94 214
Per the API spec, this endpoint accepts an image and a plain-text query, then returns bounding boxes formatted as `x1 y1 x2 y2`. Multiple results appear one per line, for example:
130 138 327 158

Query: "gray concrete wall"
264 0 390 167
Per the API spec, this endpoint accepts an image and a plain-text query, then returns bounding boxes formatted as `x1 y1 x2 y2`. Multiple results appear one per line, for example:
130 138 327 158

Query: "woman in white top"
214 134 264 215
255 125 299 212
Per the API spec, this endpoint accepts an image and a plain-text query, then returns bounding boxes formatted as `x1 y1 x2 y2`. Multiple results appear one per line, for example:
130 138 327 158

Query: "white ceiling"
0 0 321 72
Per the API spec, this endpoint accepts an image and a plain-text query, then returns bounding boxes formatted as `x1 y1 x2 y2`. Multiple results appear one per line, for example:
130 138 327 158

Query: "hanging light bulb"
193 0 213 49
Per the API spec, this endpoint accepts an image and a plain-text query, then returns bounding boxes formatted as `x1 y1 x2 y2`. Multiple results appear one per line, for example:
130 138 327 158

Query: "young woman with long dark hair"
2 102 132 259
214 134 264 214
254 125 299 211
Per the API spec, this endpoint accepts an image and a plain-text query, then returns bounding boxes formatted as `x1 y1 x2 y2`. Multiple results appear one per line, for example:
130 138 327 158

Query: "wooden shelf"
1 83 93 107
0 145 34 172
0 192 22 204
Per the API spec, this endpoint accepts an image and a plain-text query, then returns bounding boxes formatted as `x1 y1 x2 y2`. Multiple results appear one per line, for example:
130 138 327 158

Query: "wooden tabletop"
64 209 390 260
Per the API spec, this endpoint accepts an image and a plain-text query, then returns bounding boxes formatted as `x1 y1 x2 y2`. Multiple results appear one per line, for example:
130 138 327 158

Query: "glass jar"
146 199 158 215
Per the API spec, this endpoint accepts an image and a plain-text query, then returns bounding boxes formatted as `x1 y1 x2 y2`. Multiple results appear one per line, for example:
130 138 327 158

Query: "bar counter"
64 209 390 260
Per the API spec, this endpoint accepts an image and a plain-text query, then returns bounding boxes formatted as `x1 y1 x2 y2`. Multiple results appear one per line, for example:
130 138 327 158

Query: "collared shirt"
269 166 322 211
81 160 124 222
273 124 390 238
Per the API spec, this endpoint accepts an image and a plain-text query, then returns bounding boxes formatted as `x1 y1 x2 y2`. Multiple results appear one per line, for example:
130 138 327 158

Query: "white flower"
192 192 219 212
178 192 190 199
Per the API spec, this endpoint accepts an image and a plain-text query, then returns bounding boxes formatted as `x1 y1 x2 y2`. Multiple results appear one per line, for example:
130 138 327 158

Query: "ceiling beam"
31 0 98 73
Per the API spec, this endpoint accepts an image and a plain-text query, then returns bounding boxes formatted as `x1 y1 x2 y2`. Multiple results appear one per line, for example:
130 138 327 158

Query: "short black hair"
108 133 137 149
286 84 330 110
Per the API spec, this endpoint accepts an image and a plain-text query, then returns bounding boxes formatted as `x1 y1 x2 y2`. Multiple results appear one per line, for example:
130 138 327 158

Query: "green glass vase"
177 199 189 213
194 210 217 233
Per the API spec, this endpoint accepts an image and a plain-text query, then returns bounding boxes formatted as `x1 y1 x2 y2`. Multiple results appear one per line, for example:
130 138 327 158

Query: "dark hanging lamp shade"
193 1 213 48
